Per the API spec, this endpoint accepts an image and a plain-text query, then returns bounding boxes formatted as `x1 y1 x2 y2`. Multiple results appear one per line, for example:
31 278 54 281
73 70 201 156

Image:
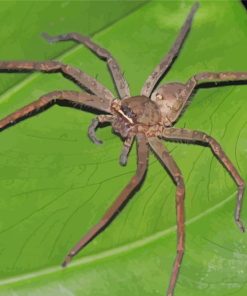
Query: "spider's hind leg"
162 127 246 232
141 2 199 97
166 71 247 123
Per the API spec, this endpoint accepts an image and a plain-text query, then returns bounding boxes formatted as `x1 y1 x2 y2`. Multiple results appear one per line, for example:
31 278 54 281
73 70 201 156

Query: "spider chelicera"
0 2 245 296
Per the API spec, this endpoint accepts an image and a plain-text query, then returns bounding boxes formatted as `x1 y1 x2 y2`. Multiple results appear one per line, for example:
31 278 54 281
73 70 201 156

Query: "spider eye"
121 105 136 119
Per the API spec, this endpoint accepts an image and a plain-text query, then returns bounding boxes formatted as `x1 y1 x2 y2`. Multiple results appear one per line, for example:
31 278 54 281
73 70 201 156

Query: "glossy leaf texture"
0 1 246 296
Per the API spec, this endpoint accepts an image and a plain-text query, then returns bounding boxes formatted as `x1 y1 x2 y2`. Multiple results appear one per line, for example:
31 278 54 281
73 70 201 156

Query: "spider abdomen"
150 82 187 125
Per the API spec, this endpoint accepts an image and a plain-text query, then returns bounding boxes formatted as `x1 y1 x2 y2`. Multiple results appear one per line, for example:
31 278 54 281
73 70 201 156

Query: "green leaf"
0 1 146 95
0 1 246 296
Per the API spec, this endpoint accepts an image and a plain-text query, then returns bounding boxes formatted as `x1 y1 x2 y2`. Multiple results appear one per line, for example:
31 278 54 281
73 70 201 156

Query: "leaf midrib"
0 190 236 287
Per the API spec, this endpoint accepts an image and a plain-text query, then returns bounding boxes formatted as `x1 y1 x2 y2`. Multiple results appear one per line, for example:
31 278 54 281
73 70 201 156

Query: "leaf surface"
0 1 246 296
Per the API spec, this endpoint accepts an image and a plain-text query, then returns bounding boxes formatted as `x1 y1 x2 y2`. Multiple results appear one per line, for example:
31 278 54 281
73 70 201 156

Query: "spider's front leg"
42 32 130 99
0 61 114 101
62 133 148 267
148 137 185 296
0 91 113 132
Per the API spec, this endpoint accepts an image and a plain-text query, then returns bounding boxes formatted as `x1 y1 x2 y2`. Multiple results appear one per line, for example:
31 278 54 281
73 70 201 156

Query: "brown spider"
0 2 245 296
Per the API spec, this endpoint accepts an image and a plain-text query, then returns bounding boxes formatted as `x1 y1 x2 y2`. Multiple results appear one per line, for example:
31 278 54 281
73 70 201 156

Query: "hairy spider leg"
0 91 112 131
62 133 148 267
162 127 245 232
0 61 114 101
42 32 130 99
148 137 185 296
170 72 247 123
141 2 199 98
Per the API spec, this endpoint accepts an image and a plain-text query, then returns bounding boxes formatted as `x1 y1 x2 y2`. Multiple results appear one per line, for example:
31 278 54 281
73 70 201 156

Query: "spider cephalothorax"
0 2 246 296
110 96 162 139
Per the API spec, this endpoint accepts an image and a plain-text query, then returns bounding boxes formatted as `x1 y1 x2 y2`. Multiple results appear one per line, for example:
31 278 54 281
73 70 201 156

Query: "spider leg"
0 90 113 132
88 115 113 144
42 32 130 99
162 127 245 232
0 61 114 100
119 135 135 166
141 2 199 98
62 133 148 267
148 137 185 296
173 72 247 122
